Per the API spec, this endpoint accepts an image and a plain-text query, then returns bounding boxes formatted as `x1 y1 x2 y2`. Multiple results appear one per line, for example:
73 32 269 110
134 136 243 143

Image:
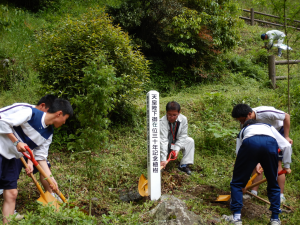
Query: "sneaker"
270 219 281 225
14 210 24 220
242 194 251 200
222 215 243 225
178 165 191 175
280 196 286 204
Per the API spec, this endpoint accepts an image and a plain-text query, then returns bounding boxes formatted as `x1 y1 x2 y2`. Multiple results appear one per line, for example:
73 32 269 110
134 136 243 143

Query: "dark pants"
230 135 281 215
0 155 23 189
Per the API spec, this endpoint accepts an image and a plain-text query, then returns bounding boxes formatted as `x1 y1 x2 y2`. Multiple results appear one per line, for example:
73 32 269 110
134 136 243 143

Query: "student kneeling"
222 119 292 225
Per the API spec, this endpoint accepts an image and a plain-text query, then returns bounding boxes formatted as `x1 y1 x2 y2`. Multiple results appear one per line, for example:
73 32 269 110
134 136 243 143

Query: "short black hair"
37 94 57 109
242 119 258 128
166 101 180 112
232 104 253 118
47 99 73 116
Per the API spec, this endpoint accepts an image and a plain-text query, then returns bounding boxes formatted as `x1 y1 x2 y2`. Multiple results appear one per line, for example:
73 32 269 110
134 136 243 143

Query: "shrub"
107 0 242 91
35 7 149 135
225 54 266 80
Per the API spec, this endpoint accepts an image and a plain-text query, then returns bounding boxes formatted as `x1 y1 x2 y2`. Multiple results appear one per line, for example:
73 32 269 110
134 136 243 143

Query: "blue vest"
13 108 54 150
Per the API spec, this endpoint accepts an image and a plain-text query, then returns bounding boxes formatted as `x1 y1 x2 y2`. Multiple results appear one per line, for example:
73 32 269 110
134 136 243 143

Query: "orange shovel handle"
244 169 287 191
23 146 67 203
20 157 47 200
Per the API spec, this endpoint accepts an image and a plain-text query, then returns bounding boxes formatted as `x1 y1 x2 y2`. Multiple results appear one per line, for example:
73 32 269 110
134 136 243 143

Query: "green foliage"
206 122 239 139
8 204 96 224
108 0 242 92
224 53 267 80
68 55 120 152
35 7 149 131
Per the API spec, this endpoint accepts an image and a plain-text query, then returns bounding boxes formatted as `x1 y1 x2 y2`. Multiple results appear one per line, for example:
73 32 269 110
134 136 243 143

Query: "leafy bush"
225 54 266 80
107 0 242 91
35 8 149 136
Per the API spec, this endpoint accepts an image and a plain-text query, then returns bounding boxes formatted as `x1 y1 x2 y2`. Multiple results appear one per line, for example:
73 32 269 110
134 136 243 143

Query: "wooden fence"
240 8 300 31
268 55 300 89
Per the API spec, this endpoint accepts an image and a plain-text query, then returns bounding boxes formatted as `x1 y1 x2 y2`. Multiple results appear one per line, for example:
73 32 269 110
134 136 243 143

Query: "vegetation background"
0 0 300 224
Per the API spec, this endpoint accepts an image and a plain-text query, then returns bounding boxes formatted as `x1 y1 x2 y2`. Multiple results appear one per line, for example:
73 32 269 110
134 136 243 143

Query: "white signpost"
146 90 161 200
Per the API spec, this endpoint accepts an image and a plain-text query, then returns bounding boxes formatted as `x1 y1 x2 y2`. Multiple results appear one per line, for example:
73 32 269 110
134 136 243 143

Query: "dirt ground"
160 168 275 223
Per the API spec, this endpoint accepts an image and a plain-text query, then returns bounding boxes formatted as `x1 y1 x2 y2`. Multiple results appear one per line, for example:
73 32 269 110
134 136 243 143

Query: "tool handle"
249 168 263 183
167 151 177 162
23 146 67 203
278 169 287 175
247 191 270 204
245 169 287 191
20 157 46 200
247 191 293 211
22 146 38 166
245 178 267 191
35 164 67 203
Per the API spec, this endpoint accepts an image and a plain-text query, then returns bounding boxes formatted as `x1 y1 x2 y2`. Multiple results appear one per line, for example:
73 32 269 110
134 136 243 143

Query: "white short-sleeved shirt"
0 103 35 119
0 107 53 160
252 106 285 130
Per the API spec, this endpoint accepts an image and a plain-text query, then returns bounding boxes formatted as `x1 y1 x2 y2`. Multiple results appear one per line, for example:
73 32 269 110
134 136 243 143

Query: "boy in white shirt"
0 98 73 224
0 94 56 196
222 119 292 225
232 104 292 203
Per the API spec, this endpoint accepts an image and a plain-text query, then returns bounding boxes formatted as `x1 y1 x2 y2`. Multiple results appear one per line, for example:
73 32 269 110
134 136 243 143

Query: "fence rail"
268 56 300 89
240 8 300 30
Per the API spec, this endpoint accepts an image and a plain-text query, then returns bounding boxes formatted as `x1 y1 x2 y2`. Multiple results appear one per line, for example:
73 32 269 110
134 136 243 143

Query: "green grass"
1 0 300 224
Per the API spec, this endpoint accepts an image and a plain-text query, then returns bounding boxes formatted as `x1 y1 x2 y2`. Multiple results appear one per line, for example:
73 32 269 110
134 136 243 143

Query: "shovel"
23 146 67 204
138 151 177 197
242 169 287 193
20 157 60 209
216 168 263 202
216 170 287 202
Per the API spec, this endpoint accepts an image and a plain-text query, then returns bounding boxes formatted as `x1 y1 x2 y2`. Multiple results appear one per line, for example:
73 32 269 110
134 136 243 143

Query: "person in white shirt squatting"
160 101 195 175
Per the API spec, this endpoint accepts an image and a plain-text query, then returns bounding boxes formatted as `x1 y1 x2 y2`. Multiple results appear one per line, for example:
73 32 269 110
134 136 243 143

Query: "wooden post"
251 8 255 26
268 55 276 89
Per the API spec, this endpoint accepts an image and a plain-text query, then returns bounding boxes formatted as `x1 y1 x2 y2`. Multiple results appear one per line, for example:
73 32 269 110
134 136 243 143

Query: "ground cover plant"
0 0 300 224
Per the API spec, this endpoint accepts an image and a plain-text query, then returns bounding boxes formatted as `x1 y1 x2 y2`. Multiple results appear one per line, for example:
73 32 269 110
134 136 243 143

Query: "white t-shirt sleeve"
0 108 32 134
33 134 52 161
270 126 292 168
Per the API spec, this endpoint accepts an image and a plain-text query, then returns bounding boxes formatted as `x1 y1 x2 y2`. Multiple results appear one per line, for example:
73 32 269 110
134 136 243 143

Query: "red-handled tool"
23 146 67 203
160 150 177 170
138 151 178 197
